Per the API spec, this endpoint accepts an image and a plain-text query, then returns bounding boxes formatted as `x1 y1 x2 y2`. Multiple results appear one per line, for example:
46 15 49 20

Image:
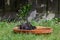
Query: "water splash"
27 10 37 22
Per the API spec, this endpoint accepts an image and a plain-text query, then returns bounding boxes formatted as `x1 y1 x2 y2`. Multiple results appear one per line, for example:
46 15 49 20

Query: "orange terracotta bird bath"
13 26 53 34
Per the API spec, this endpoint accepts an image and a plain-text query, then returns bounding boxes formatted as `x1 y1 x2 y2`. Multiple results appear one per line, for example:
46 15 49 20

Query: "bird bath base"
13 26 53 34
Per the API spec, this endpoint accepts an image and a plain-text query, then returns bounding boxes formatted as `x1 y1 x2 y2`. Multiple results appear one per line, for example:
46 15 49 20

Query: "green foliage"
17 4 32 20
0 19 60 40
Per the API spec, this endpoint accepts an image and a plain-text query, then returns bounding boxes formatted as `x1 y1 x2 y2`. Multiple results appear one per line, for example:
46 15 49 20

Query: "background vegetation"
17 4 32 20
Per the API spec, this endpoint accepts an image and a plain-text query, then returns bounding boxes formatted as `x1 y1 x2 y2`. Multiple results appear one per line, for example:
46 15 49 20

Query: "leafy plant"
17 4 32 20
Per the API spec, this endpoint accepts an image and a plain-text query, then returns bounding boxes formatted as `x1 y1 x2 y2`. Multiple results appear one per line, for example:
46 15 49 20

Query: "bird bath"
13 23 53 34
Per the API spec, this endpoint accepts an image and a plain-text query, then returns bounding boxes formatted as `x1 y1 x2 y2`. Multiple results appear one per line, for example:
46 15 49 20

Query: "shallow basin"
13 26 53 34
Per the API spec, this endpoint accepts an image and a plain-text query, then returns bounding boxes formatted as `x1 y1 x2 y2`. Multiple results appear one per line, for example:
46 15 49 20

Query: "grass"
0 19 60 40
